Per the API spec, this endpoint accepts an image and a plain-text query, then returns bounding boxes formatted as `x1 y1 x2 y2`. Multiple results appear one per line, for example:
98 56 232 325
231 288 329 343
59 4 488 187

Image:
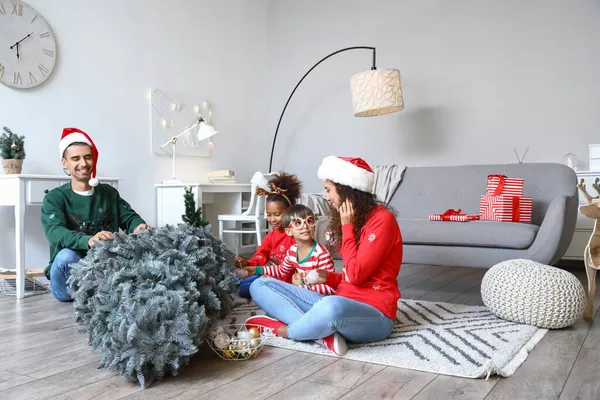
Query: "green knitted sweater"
41 183 145 278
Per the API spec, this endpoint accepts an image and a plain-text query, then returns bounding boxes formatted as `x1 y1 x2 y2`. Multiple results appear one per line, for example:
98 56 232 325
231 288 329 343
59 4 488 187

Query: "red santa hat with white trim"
59 127 99 187
317 155 375 193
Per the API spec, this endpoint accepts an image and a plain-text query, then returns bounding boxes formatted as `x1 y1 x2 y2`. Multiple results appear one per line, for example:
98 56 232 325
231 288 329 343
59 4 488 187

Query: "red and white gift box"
486 174 524 196
429 209 480 222
479 194 532 222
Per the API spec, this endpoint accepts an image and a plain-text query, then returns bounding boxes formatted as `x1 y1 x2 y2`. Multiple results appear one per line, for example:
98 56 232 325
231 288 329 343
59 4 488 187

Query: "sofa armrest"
528 194 577 264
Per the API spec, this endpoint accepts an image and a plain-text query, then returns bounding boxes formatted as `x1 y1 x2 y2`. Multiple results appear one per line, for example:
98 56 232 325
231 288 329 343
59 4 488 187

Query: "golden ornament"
223 349 236 359
248 327 260 338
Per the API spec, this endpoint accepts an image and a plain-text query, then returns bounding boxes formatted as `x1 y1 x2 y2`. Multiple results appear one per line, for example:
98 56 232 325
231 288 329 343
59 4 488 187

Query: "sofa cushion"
399 219 539 249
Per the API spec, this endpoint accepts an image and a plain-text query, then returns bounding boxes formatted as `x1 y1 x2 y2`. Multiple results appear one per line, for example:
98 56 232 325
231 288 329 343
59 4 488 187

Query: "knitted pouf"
481 259 586 329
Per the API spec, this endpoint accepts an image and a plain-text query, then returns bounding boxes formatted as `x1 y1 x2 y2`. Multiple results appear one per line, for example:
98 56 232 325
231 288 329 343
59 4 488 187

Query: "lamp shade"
197 121 218 141
350 69 403 117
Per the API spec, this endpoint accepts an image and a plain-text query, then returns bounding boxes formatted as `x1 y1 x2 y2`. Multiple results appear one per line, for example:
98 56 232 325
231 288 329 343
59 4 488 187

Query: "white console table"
0 174 120 299
155 182 251 251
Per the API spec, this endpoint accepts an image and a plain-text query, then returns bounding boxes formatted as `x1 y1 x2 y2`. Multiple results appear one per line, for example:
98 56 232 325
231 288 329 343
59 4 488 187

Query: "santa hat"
59 127 99 187
317 155 374 193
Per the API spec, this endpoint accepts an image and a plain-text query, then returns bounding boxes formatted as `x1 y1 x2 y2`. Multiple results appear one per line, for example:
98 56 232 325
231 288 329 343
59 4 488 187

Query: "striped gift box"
486 174 524 196
479 194 532 222
429 214 480 222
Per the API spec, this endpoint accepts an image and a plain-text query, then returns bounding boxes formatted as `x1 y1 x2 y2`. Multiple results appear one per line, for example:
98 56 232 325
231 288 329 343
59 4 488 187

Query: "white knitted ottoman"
481 259 586 329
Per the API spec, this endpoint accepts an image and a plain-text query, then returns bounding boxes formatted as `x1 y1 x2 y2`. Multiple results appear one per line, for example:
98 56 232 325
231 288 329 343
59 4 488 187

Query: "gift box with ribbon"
486 174 524 197
429 208 480 222
479 194 532 222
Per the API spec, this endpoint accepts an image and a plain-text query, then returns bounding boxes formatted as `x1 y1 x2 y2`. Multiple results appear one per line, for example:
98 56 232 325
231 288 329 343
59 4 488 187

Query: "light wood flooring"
1 264 599 400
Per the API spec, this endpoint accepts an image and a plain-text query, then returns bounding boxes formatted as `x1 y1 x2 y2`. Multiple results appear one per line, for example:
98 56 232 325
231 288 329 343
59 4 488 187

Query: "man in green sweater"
41 128 150 301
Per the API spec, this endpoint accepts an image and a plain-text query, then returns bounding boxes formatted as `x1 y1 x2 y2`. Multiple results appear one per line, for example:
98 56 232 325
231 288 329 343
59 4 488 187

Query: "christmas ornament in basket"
206 324 273 361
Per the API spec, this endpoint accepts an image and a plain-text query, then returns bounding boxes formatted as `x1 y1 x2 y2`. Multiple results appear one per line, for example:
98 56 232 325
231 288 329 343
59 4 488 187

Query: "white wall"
0 0 270 271
266 0 600 192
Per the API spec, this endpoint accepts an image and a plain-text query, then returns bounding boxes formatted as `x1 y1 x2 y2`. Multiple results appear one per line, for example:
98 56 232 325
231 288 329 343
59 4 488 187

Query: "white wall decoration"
149 88 213 157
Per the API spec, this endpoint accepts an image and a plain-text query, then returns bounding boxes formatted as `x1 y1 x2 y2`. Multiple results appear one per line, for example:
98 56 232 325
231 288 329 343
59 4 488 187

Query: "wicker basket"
206 324 271 361
2 159 23 174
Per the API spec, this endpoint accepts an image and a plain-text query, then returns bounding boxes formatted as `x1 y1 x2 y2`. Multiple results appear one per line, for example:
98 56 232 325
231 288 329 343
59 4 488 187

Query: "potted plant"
0 126 26 174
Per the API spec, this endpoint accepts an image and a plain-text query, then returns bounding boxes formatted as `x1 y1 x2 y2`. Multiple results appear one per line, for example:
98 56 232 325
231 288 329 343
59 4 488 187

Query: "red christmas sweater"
246 228 295 267
325 206 403 320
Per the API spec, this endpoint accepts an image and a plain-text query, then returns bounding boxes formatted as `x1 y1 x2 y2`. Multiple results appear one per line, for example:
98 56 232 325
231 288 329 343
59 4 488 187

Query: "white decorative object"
564 152 579 171
305 269 319 285
149 89 212 157
481 259 586 329
350 69 403 117
213 332 230 349
0 0 57 89
236 330 253 341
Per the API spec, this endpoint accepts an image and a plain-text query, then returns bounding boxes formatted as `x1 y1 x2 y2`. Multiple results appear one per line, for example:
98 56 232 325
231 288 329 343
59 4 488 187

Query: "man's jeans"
50 248 81 302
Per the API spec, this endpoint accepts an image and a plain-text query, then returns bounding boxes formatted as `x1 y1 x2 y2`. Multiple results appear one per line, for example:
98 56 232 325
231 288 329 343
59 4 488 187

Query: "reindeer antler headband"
256 185 292 206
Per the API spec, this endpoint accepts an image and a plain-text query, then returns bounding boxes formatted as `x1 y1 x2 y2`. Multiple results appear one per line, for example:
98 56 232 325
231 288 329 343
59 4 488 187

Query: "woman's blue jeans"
50 248 81 302
249 277 394 343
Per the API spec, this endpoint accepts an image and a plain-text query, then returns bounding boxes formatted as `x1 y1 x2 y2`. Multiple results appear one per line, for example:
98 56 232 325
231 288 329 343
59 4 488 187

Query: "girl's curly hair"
266 172 303 207
326 182 395 253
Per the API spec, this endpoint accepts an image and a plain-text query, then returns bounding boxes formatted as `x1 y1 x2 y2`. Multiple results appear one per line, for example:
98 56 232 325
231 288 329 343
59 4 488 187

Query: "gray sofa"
390 163 578 268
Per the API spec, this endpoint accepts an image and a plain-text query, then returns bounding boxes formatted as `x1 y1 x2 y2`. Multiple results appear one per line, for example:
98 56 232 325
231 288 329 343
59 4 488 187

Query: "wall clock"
0 0 57 89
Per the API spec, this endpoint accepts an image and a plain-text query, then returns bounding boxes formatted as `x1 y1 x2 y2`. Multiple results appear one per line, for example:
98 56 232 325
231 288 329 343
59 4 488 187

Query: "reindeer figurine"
577 177 600 321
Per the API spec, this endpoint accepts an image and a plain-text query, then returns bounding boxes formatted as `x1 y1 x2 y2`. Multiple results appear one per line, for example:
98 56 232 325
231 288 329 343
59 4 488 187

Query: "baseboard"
555 259 585 269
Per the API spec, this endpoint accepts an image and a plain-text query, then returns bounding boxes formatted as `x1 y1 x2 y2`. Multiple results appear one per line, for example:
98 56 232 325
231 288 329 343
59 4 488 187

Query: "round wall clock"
0 0 57 89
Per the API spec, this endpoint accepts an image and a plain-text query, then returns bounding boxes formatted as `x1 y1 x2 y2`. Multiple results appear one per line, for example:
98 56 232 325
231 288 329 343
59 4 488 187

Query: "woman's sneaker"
245 315 285 336
316 332 348 356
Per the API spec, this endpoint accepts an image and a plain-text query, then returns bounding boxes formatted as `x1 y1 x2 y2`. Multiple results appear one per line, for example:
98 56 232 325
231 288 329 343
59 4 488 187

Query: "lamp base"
160 179 183 184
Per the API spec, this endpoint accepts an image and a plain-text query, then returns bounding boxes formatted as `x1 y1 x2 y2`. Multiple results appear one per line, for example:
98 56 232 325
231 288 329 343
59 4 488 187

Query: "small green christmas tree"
182 186 209 227
0 126 26 160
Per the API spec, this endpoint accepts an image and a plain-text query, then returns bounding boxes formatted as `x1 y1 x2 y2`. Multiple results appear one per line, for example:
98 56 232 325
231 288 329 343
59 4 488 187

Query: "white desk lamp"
160 117 218 183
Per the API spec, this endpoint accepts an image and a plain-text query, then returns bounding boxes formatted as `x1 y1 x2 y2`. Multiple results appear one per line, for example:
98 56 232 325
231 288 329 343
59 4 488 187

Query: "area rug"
222 298 548 379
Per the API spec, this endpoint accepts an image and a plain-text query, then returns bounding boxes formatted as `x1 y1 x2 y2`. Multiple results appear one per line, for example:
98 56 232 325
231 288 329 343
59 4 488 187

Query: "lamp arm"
268 46 377 173
159 117 205 149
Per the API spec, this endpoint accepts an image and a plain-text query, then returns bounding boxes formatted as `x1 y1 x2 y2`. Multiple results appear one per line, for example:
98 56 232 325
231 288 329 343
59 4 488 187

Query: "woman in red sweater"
247 156 402 356
235 172 302 298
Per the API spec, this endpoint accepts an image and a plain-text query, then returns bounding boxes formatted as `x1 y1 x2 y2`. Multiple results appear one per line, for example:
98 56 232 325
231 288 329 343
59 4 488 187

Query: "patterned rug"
223 298 548 379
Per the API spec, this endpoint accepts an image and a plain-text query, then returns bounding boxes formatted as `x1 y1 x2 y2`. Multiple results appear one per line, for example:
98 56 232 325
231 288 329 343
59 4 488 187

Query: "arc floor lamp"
268 46 404 173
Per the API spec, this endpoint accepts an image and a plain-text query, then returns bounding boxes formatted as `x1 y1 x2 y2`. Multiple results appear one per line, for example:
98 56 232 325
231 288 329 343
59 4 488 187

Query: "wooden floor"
1 264 599 400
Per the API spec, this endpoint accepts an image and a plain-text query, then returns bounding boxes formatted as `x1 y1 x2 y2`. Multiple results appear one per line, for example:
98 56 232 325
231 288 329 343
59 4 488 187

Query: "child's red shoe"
245 315 285 336
316 332 348 356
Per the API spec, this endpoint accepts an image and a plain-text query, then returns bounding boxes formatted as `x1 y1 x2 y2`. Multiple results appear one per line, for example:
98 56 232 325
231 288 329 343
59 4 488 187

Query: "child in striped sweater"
243 204 336 295
234 172 302 298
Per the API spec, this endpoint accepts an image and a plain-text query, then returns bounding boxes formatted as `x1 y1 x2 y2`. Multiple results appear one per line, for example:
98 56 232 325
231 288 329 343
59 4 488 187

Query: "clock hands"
11 33 33 48
9 33 33 60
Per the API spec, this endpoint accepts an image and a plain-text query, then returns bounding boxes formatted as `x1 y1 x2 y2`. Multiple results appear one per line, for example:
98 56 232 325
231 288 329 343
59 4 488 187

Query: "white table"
0 174 120 299
155 182 252 251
